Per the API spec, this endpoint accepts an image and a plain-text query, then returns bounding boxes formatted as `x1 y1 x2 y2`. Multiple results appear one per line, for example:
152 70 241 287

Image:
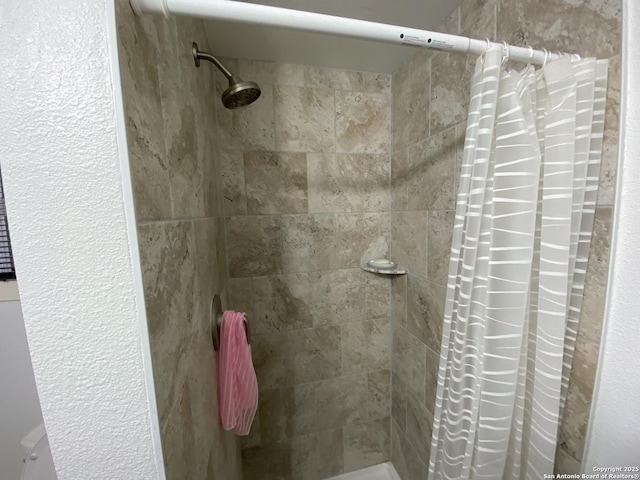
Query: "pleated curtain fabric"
428 46 608 480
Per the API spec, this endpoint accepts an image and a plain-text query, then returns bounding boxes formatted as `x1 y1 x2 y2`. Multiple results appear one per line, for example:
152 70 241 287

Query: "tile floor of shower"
325 463 400 480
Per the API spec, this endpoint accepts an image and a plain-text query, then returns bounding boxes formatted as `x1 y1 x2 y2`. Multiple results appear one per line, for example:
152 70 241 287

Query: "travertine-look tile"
361 72 392 94
554 444 581 475
242 443 292 480
424 346 440 413
217 83 276 151
262 375 368 438
281 214 338 273
578 207 612 342
227 215 283 277
291 429 344 480
307 153 389 213
258 386 296 444
407 275 442 353
392 323 427 404
344 417 391 472
252 326 342 387
392 275 408 328
311 270 370 326
368 370 391 420
496 0 621 60
460 0 497 36
116 5 172 221
439 6 460 35
568 337 600 403
337 213 390 268
336 91 391 154
426 280 447 351
304 66 363 91
161 377 197 480
239 59 305 87
363 272 392 320
362 158 391 212
244 151 308 214
391 421 428 480
390 61 408 150
164 103 206 219
558 381 590 462
428 210 455 285
204 126 223 220
251 270 387 333
562 203 607 464
392 373 407 432
228 277 255 320
460 0 496 59
274 86 335 153
407 129 457 211
193 218 224 332
406 391 434 466
187 350 228 480
391 211 427 277
392 53 430 148
431 52 471 134
391 147 409 211
209 426 243 480
313 375 369 429
252 274 314 334
121 6 242 480
600 55 620 206
221 149 247 216
342 317 391 374
138 221 196 424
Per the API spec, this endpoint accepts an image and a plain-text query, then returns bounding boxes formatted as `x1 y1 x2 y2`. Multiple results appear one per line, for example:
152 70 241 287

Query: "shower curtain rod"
130 0 575 65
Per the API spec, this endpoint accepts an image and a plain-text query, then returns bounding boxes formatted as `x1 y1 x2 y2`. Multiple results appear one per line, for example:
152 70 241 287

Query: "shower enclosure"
115 0 621 478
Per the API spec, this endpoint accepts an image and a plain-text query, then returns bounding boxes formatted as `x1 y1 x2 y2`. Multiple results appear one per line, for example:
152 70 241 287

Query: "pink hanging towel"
217 310 258 436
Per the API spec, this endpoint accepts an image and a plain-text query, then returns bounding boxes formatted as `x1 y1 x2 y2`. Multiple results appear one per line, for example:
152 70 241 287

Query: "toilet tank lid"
21 422 47 455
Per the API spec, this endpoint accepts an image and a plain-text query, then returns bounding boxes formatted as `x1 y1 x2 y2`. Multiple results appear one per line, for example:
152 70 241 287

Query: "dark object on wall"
0 168 16 281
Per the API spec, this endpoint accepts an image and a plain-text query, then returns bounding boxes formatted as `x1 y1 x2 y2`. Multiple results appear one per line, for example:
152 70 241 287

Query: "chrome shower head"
192 42 261 109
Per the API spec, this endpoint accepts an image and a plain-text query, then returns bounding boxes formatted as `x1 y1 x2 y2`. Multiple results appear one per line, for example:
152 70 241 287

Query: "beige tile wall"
115 1 242 479
217 60 393 479
389 0 621 478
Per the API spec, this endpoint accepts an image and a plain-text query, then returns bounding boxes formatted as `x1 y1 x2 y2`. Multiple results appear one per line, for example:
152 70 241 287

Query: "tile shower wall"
389 0 621 478
217 60 393 479
115 2 242 479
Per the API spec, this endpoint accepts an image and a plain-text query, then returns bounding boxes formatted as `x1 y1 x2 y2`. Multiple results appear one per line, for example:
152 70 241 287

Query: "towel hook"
210 294 250 351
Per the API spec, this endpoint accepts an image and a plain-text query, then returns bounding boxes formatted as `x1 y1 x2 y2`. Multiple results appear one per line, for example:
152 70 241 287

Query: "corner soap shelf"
361 265 408 275
361 259 408 276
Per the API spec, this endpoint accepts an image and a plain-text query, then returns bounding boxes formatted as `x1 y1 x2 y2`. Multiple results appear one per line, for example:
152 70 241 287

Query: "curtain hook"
542 48 549 67
527 45 534 64
501 41 510 65
481 38 491 64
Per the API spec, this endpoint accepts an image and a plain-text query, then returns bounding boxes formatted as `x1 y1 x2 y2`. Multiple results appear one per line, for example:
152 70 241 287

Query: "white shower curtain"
428 47 608 480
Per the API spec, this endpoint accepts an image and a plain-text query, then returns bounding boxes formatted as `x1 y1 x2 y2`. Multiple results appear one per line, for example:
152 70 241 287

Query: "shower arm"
192 44 233 79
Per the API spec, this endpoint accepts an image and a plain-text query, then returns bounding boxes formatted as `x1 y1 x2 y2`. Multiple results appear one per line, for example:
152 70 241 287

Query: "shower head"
192 42 261 109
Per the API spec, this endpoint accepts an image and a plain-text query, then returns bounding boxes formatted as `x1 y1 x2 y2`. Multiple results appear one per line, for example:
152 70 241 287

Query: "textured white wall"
0 1 165 479
0 298 44 480
583 0 640 468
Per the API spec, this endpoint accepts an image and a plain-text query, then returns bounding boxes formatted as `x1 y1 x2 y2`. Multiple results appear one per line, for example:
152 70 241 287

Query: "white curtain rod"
130 0 574 65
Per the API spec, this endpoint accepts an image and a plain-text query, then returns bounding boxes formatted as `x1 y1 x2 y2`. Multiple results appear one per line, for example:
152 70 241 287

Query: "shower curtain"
428 47 608 480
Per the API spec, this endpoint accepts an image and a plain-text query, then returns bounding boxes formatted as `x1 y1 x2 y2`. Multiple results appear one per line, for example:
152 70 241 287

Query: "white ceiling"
204 0 463 74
